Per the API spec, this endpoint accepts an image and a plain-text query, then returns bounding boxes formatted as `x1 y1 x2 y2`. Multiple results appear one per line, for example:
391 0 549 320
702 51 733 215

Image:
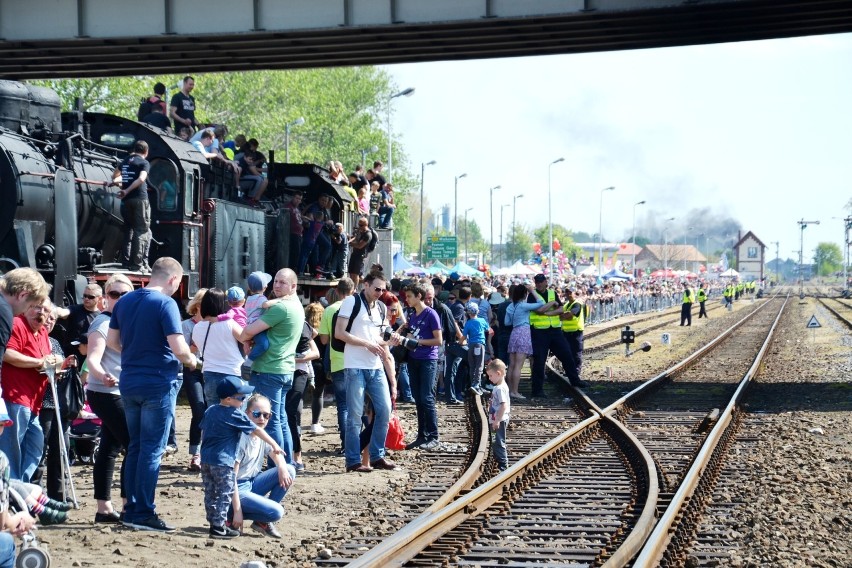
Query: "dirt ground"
36 400 419 568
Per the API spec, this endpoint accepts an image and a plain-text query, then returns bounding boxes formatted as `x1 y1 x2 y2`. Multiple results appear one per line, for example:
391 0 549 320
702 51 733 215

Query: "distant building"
734 230 765 280
634 244 707 273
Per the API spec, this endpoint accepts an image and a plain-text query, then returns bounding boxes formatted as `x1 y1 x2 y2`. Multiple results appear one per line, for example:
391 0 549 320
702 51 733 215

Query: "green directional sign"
427 236 457 260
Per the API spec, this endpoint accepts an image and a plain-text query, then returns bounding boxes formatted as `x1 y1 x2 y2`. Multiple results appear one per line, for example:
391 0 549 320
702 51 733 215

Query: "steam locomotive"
0 79 392 305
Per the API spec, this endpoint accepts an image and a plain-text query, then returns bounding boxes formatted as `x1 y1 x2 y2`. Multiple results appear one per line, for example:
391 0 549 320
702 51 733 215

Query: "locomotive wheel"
17 547 51 568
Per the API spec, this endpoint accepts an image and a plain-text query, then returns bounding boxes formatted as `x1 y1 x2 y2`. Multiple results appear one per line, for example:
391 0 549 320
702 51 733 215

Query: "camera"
382 326 418 351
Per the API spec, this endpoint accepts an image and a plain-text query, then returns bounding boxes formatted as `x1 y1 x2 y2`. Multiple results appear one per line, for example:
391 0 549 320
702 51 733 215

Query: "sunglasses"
83 294 99 300
231 395 247 402
373 287 386 293
107 290 130 300
251 411 271 419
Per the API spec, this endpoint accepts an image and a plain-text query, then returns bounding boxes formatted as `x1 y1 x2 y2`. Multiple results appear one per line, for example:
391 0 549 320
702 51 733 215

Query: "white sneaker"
310 424 325 434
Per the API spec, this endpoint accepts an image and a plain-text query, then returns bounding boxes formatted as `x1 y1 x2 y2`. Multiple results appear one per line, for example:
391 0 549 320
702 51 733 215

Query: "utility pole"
798 219 820 298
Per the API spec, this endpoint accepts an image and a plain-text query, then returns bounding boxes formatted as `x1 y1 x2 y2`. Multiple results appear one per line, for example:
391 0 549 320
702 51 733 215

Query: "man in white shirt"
334 269 397 472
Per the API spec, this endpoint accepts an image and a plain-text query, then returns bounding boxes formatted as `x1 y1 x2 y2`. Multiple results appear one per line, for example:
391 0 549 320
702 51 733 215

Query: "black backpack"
366 227 379 253
331 293 386 352
137 96 162 121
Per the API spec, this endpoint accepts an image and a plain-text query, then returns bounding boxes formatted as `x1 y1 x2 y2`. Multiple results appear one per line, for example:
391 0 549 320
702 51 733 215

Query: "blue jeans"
167 374 184 447
203 371 242 410
344 368 391 468
407 358 439 443
0 402 44 482
397 362 413 401
234 463 296 523
0 532 14 568
247 330 270 361
378 206 394 228
122 381 178 522
249 372 294 465
443 343 464 402
331 370 347 449
493 420 508 470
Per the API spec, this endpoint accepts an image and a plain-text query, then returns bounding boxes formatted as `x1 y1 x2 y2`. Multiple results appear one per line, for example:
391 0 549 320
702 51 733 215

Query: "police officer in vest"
723 283 734 309
696 284 708 319
680 281 694 326
529 274 587 393
557 287 585 377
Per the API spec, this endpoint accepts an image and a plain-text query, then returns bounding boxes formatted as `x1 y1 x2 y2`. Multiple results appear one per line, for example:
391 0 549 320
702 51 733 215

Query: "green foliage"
634 235 651 248
814 242 843 276
571 230 594 243
455 216 488 261
505 222 534 264
531 223 582 259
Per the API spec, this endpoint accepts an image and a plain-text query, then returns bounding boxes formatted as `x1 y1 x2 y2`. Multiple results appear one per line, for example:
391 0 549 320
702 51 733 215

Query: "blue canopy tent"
449 261 484 277
393 252 414 274
405 266 427 276
603 268 633 281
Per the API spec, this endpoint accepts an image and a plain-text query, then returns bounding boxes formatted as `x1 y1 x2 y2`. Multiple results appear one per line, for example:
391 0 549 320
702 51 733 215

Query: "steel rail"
816 297 852 330
346 415 601 567
632 296 789 566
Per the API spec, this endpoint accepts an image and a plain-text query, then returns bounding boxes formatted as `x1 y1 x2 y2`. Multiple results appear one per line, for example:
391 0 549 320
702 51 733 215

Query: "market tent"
430 260 451 273
505 261 538 275
393 252 414 273
449 261 484 277
720 268 740 277
579 265 598 276
603 268 632 281
405 266 427 276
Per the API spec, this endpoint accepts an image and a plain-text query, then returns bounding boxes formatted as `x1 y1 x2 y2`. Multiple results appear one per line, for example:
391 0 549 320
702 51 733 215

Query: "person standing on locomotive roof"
111 140 151 274
169 76 199 133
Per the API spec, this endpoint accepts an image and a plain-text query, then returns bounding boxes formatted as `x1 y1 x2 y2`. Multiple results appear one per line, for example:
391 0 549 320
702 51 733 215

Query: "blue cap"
216 376 255 399
247 271 272 292
226 286 246 302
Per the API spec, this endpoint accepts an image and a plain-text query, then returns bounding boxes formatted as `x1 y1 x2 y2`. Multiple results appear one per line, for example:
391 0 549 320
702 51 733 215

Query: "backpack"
137 95 162 121
366 227 379 253
331 293 386 352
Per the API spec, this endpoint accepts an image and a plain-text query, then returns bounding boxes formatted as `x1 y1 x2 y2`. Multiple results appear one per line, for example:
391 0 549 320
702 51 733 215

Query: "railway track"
345 296 788 567
816 296 852 329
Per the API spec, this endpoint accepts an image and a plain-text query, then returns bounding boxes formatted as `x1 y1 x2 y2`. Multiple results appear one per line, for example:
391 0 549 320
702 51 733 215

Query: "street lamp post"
464 207 474 264
845 217 852 292
500 204 510 268
360 144 379 167
631 200 646 276
548 158 565 281
512 193 524 266
663 217 675 282
386 87 415 183
489 185 501 268
284 117 305 163
769 240 779 281
418 160 437 264
797 218 820 296
684 226 694 271
454 173 468 261
597 186 615 277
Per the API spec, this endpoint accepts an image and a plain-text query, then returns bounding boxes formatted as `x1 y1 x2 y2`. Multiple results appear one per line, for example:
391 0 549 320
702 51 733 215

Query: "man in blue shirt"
107 257 197 533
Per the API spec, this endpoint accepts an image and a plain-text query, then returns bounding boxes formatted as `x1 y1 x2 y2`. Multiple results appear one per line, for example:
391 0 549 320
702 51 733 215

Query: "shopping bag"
385 403 406 451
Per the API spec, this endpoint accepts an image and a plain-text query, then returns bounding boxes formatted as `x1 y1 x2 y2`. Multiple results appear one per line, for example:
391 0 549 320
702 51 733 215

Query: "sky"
383 32 852 264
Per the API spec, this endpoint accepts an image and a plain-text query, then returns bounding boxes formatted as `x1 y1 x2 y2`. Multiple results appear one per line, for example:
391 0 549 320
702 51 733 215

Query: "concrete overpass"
1 0 851 79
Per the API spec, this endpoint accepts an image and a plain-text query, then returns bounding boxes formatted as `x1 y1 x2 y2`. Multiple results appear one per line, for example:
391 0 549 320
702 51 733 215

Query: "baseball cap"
247 271 272 292
216 376 255 399
464 302 479 315
0 399 13 427
533 274 547 283
226 286 246 302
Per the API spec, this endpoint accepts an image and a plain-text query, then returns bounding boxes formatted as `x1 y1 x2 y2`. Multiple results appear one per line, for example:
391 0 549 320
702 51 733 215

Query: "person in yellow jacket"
680 281 694 326
544 287 585 377
697 284 708 319
723 283 734 309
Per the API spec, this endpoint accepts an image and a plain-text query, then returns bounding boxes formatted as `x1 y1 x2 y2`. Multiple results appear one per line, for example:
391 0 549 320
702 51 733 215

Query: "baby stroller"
8 487 51 568
69 403 101 465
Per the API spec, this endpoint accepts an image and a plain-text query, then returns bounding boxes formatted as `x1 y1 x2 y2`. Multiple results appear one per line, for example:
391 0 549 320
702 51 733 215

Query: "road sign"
427 236 457 260
806 315 821 328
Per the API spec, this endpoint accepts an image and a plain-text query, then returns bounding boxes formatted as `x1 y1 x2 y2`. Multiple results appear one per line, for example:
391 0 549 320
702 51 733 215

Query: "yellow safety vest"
529 289 561 329
682 289 694 304
561 300 585 332
697 289 707 302
723 286 733 298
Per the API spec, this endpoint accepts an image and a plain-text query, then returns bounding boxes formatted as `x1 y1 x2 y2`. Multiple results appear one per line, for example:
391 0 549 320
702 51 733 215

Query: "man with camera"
334 269 398 472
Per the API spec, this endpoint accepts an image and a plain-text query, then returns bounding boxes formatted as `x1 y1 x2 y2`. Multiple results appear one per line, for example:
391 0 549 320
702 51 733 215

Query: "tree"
455 216 488 263
531 223 582 260
814 242 843 276
505 222 534 264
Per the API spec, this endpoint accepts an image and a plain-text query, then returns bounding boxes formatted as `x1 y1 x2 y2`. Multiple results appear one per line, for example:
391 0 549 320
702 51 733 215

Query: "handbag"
385 401 406 451
58 366 85 421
